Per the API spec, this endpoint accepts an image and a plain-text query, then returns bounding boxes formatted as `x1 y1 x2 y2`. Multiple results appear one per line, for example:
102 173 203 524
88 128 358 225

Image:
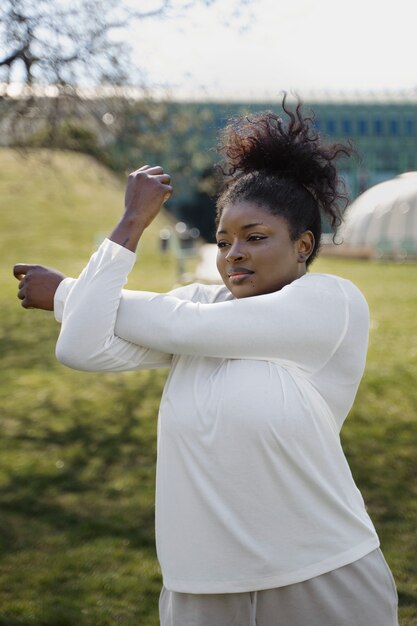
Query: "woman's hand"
124 165 172 228
13 264 66 310
110 165 173 252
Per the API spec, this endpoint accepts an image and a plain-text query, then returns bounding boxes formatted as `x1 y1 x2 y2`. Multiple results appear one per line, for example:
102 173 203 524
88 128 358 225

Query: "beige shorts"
159 548 398 626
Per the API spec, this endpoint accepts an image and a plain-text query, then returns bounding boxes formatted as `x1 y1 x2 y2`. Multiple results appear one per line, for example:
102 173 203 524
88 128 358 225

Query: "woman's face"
216 201 313 299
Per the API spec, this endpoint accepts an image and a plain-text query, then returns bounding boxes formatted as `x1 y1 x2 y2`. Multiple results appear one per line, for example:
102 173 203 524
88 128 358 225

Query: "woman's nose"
226 242 246 262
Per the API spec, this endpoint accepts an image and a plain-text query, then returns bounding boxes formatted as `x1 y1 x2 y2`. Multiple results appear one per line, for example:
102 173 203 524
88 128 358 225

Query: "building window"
313 118 321 131
326 118 336 135
405 119 416 136
358 119 368 136
373 119 383 136
389 119 399 136
342 119 352 135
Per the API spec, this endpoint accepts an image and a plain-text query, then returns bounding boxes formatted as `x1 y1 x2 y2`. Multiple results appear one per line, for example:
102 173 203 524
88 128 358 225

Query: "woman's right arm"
54 238 173 372
14 165 175 373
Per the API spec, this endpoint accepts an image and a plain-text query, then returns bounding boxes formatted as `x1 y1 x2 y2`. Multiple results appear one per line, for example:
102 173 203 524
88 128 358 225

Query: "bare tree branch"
0 0 252 145
0 48 27 67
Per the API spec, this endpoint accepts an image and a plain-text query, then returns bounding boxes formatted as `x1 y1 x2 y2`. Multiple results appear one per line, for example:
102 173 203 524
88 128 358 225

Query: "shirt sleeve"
55 240 174 372
54 277 77 323
56 238 352 375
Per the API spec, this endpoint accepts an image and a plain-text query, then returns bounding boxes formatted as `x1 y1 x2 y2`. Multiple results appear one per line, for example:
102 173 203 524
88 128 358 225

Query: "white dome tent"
338 173 417 259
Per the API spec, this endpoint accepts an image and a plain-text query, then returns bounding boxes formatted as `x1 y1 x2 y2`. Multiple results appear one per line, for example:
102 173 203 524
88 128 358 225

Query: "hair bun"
217 94 353 212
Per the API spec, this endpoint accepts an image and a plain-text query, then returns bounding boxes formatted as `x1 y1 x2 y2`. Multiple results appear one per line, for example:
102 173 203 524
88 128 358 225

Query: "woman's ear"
297 231 315 263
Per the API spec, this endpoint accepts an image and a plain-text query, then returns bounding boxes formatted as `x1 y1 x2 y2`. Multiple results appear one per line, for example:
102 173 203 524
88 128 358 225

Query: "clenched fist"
124 164 173 229
108 164 173 252
13 264 66 310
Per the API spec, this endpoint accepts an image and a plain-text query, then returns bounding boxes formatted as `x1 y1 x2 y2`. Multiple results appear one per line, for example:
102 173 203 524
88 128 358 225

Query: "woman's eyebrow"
217 222 265 235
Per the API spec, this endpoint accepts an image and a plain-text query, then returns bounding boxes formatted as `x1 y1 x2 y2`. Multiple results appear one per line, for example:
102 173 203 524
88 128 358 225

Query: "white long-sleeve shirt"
54 238 379 593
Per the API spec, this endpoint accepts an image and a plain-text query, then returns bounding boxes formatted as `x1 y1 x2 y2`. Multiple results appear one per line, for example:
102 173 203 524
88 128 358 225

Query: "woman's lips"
228 270 254 284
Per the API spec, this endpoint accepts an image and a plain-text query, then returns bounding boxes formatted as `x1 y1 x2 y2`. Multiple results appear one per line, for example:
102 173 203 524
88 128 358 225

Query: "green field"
0 149 416 625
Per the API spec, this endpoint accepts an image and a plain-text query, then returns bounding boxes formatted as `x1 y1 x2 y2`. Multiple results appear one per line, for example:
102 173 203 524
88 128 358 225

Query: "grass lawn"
0 149 416 624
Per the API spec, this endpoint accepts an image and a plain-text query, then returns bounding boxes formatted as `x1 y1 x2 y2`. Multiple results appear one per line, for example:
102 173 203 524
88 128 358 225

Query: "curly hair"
216 94 353 265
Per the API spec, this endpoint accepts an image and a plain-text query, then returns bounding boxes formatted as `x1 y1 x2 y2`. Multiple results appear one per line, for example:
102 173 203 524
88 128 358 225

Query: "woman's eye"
248 235 266 242
216 241 229 248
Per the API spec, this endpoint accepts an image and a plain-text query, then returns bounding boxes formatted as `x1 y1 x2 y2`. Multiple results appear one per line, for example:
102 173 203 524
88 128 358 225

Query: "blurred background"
0 1 416 624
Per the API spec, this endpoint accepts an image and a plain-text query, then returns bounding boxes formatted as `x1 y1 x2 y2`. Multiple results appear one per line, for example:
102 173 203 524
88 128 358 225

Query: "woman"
14 98 398 625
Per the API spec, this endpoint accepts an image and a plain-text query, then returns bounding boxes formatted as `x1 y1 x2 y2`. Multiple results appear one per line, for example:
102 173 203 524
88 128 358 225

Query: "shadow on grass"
0 369 165 624
1 477 156 550
0 414 159 554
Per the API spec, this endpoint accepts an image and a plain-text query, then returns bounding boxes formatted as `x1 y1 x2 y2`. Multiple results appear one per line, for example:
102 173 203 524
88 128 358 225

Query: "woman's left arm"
116 271 351 373
57 237 356 374
55 165 362 375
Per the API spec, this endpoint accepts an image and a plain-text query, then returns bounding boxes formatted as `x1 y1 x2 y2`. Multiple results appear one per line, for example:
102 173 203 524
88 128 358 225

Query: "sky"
129 0 417 100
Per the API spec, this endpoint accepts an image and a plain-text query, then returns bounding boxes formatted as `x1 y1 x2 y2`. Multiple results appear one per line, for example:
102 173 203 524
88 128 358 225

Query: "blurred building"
335 172 417 259
180 90 417 202
302 91 417 199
